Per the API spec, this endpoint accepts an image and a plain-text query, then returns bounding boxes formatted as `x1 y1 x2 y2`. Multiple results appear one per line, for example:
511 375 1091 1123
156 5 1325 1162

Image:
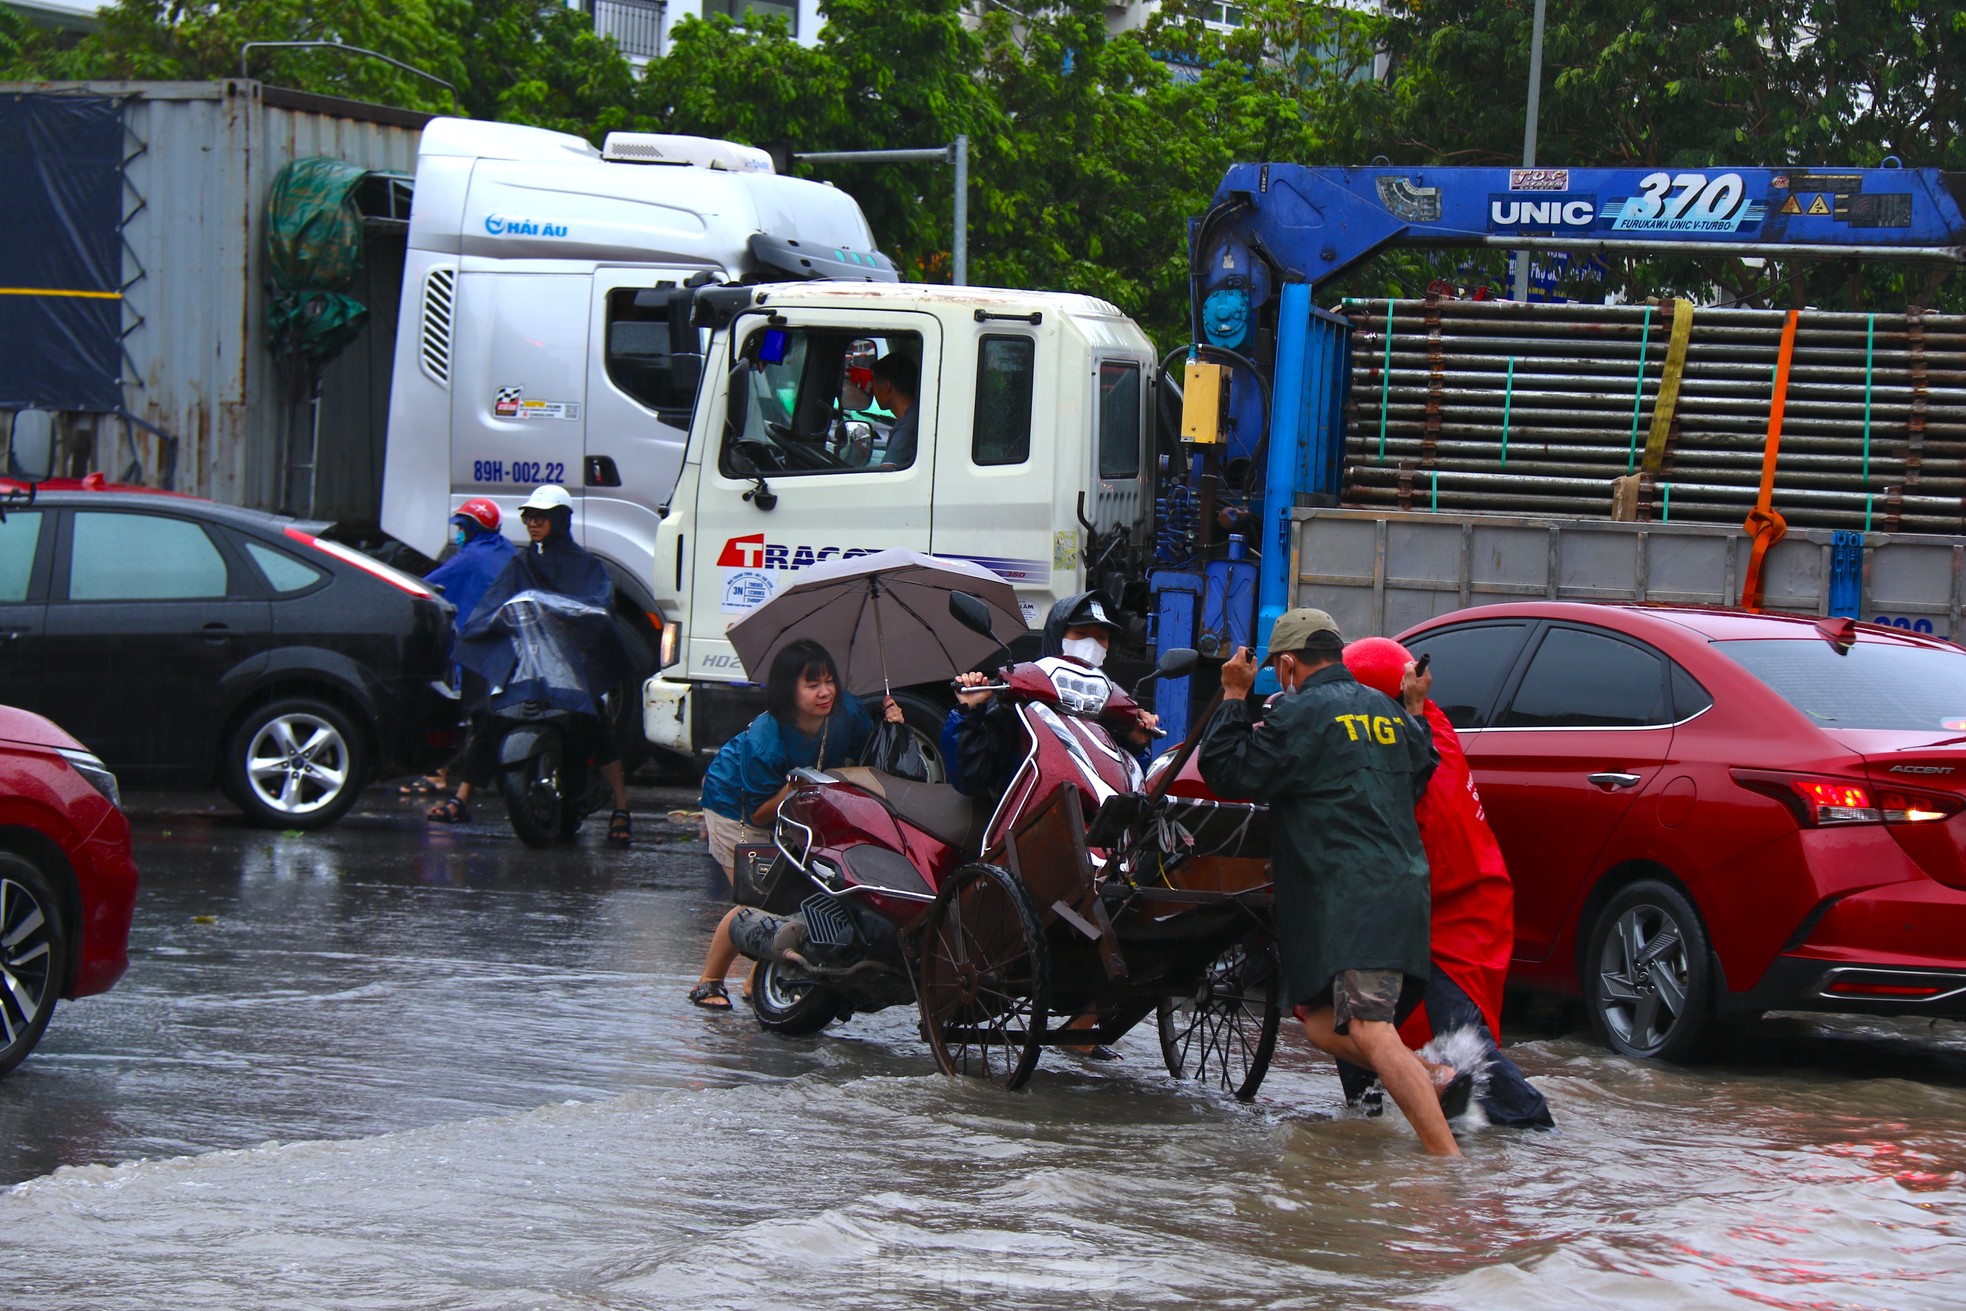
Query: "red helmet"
453 497 501 532
1342 635 1413 701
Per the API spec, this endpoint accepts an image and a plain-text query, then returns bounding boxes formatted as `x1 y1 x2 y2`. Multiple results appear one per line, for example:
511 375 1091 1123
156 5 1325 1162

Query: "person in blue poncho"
435 485 637 846
687 638 902 1010
409 498 514 800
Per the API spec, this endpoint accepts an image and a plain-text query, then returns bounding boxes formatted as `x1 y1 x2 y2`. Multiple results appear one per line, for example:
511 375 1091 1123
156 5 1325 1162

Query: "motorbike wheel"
1156 933 1281 1102
0 852 68 1078
749 958 841 1036
224 697 367 830
916 862 1050 1091
500 741 566 850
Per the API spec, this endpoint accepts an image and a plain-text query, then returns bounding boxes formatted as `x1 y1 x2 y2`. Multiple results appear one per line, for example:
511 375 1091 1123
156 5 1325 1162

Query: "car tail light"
1732 770 1964 828
285 528 436 598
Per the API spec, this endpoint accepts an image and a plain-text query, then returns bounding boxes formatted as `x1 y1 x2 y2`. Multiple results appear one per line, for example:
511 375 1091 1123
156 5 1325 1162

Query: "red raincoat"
1342 639 1514 1047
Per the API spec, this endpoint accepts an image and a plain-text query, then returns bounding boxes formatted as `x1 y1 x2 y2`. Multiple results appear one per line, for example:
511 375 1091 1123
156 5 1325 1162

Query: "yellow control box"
1181 359 1228 445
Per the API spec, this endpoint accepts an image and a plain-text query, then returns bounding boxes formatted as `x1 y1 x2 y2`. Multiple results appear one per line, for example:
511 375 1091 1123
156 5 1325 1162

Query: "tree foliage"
4 0 1964 325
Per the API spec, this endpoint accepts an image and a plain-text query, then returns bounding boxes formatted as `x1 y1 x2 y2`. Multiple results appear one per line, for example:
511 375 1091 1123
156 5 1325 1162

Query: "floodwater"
4 790 1965 1309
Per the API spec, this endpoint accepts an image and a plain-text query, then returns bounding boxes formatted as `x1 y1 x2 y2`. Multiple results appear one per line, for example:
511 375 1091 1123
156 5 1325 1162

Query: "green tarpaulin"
265 157 371 362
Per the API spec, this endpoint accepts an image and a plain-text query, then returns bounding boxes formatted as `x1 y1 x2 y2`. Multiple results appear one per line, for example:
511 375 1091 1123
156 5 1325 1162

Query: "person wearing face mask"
416 498 514 806
948 590 1158 802
1199 608 1466 1157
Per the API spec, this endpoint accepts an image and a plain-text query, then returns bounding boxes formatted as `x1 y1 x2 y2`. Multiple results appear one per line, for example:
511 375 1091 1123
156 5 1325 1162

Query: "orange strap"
1741 309 1800 612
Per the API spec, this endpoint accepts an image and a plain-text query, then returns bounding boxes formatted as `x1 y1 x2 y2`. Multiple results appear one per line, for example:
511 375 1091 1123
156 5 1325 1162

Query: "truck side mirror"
949 591 996 640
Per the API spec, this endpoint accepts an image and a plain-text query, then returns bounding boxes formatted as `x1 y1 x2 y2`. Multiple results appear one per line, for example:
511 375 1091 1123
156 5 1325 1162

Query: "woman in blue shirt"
690 638 901 1009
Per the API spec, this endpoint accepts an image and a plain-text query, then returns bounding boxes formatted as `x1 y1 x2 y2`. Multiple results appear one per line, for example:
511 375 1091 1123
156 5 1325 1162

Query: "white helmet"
518 484 573 513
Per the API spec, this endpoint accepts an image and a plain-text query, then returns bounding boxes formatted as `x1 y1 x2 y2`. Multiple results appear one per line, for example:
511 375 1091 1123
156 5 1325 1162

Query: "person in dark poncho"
446 485 636 847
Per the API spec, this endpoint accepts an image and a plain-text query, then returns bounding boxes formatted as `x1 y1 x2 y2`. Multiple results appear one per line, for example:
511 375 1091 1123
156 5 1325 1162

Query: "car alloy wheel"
227 697 367 830
1587 879 1714 1062
0 853 67 1077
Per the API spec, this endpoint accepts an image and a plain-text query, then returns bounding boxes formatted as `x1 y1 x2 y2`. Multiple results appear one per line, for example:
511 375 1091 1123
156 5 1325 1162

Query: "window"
1717 638 1966 730
1406 623 1529 729
0 511 42 602
1499 626 1670 728
69 512 229 601
1097 360 1142 479
244 540 326 595
1671 664 1713 720
603 288 700 422
703 0 796 34
721 325 922 478
974 336 1034 466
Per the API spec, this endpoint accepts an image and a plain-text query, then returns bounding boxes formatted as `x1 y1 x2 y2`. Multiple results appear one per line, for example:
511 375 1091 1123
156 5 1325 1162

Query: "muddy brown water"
3 791 1963 1309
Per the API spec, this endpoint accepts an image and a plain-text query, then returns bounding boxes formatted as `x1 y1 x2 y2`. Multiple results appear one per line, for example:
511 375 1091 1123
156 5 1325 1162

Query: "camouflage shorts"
1331 968 1405 1032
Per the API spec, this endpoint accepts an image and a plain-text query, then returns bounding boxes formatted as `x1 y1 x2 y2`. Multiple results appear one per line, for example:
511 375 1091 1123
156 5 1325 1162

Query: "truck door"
583 270 702 599
451 272 589 514
686 309 941 680
926 328 1055 630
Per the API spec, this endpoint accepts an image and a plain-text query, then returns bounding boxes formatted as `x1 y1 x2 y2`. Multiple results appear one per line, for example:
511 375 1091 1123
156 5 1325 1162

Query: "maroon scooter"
728 593 1196 1040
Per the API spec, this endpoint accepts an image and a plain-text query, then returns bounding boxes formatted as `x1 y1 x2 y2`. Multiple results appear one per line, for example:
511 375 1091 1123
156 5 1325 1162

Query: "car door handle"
201 622 235 643
1587 772 1644 790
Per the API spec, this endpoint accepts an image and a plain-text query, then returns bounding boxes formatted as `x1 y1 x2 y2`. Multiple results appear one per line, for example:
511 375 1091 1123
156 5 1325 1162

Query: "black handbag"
864 717 930 782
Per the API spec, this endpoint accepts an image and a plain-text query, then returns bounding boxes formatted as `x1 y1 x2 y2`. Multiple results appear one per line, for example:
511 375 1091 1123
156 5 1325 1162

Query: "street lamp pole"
793 137 970 285
1512 0 1548 301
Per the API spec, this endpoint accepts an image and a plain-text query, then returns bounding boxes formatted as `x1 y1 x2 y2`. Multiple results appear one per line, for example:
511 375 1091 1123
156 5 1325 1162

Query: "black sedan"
0 480 456 828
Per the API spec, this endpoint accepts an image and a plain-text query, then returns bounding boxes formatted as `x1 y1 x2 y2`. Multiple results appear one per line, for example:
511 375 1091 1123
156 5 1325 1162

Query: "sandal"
398 774 444 797
426 796 469 824
687 980 732 1010
606 808 632 848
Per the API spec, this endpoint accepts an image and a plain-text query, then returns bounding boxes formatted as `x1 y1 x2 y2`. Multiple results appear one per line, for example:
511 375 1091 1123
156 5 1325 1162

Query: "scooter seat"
831 767 988 854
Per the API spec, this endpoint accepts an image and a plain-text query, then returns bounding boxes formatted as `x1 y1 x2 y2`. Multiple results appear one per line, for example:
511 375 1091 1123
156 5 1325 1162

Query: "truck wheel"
1584 879 1715 1063
225 697 367 830
0 851 69 1078
890 690 953 785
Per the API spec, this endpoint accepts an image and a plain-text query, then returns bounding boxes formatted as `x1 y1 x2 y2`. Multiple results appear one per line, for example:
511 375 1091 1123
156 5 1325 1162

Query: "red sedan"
0 704 138 1075
1398 603 1966 1060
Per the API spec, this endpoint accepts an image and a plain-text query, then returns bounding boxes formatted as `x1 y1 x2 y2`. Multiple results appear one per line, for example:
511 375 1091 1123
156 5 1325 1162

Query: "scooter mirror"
948 591 996 640
1157 647 1200 680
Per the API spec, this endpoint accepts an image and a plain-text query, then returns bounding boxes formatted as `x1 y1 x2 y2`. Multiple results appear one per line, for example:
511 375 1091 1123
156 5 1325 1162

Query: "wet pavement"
4 786 1966 1308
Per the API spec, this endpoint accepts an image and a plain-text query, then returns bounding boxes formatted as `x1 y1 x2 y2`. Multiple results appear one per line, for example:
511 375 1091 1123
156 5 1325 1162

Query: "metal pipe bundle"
1339 297 1966 533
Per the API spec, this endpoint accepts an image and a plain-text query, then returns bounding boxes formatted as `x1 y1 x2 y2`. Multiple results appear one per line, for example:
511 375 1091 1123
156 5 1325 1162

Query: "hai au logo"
484 214 569 238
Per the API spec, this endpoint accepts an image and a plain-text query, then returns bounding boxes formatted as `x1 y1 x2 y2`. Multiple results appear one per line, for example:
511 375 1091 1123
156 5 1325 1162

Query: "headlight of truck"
56 747 122 809
659 621 680 669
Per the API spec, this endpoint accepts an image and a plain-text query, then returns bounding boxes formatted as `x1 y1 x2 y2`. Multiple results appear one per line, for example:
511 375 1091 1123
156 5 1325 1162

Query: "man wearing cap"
1199 608 1463 1157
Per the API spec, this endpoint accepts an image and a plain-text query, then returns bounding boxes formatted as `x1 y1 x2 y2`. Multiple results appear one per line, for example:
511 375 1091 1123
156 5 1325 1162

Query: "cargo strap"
1625 304 1655 472
1740 308 1801 612
1640 299 1694 476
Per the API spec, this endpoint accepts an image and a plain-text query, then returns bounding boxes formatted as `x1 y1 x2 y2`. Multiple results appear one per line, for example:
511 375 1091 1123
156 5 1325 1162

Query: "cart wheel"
1157 933 1281 1101
916 862 1050 1091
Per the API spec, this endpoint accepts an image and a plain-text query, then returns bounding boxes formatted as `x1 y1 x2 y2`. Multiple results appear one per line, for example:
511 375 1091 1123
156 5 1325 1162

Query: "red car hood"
0 705 89 754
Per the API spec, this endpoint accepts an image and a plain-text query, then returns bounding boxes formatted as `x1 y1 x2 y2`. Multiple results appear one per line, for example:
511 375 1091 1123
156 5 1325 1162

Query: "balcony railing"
590 0 665 60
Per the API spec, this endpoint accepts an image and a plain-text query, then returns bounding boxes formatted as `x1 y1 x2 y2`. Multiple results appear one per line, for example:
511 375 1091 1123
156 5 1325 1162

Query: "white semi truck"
379 117 897 643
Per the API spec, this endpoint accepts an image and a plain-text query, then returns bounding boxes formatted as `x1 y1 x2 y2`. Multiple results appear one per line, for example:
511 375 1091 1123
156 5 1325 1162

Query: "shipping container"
0 79 425 523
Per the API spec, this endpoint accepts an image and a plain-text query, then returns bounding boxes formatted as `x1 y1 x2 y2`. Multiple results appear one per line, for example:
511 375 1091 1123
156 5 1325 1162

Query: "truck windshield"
722 325 923 478
1717 637 1966 731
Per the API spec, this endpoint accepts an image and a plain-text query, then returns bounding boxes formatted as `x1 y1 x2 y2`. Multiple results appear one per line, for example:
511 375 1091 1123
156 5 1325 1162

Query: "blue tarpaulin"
0 95 123 413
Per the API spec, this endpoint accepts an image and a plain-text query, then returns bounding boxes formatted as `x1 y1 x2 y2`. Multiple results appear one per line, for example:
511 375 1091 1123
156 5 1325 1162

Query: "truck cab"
380 117 895 636
644 282 1158 759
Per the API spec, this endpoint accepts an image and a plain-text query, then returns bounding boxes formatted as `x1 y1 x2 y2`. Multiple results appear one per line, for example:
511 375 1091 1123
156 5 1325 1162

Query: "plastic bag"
864 718 930 782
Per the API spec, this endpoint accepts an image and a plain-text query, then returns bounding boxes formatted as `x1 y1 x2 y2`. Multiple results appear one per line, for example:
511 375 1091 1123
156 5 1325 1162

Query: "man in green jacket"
1199 608 1462 1157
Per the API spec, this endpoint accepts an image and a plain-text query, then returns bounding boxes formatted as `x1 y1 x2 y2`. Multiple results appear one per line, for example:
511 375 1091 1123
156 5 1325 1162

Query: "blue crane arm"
1197 164 1966 304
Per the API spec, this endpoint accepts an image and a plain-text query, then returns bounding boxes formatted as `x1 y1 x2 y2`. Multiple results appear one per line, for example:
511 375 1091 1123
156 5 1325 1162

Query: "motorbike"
477 592 618 847
728 595 1200 1039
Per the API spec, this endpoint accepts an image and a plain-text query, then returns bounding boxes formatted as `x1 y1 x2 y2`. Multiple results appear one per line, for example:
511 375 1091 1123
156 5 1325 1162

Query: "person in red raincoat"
1338 636 1554 1129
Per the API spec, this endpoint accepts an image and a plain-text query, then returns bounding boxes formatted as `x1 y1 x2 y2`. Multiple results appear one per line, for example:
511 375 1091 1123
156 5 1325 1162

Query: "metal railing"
590 0 665 60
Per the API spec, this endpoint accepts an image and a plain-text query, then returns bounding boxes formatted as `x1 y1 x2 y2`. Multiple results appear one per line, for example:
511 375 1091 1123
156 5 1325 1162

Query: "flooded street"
5 790 1965 1309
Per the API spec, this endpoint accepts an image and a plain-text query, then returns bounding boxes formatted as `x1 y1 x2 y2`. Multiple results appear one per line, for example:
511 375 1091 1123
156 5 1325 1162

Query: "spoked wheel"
916 862 1050 1090
1157 933 1281 1101
0 852 68 1077
501 742 566 849
1586 879 1714 1062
